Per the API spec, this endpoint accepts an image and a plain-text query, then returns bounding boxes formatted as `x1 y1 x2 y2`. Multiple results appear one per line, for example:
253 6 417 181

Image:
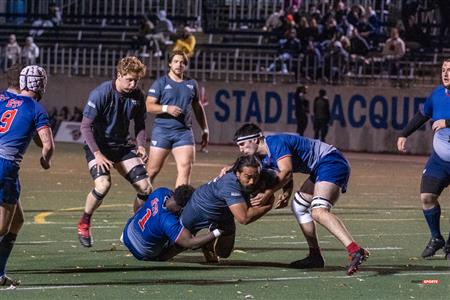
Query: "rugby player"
397 58 450 259
146 50 209 187
0 65 54 287
233 124 369 275
77 56 152 247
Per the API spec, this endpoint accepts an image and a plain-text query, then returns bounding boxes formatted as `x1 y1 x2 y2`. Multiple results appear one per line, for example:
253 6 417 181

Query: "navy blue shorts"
180 205 236 235
84 144 138 164
421 151 450 195
0 158 20 204
150 126 194 149
309 151 351 193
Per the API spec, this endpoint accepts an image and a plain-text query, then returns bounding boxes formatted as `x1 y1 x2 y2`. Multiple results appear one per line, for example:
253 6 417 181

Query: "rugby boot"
77 222 93 247
0 275 20 290
421 237 445 258
347 248 370 276
289 254 325 269
444 239 450 260
201 241 219 263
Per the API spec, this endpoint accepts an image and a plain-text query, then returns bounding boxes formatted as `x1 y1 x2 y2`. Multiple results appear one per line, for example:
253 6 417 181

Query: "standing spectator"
313 89 331 142
4 35 21 70
21 37 39 65
294 85 309 136
173 26 196 58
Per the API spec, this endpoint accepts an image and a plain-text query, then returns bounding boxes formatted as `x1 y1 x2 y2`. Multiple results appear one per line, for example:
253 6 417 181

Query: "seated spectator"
349 28 370 58
267 28 301 74
131 15 155 51
48 2 63 26
4 34 21 70
148 10 176 57
382 27 406 75
29 2 62 37
21 37 39 65
263 9 284 32
173 26 196 58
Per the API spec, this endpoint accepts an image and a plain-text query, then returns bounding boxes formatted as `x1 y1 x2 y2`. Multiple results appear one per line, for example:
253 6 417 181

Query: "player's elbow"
235 215 251 225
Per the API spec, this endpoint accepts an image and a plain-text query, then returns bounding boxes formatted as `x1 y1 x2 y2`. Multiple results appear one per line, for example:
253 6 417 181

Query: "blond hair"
116 56 146 77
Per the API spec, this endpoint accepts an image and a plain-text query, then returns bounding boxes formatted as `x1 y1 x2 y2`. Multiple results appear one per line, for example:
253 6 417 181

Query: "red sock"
309 247 321 257
346 242 361 255
80 212 92 225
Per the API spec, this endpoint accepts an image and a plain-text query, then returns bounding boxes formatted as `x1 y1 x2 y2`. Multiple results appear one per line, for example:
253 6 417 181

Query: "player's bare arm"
229 201 274 225
192 97 209 150
431 119 447 132
145 95 182 117
37 127 54 169
175 228 223 249
250 156 293 208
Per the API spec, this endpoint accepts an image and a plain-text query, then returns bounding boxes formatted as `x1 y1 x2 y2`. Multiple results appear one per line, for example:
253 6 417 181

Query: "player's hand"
432 119 446 132
250 191 273 207
397 137 407 152
40 156 51 169
275 190 292 209
167 105 182 117
219 166 232 177
136 146 148 163
200 131 209 152
94 151 113 173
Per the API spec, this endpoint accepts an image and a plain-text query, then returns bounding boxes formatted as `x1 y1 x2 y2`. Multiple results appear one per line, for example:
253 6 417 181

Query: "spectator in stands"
149 10 176 57
382 27 406 75
266 28 301 74
131 15 155 51
403 15 429 50
4 34 21 70
48 2 62 27
297 16 310 50
173 26 196 58
70 106 83 122
21 37 40 65
321 17 343 45
313 89 331 142
262 9 284 32
349 28 370 59
294 85 310 136
307 17 322 43
347 4 364 27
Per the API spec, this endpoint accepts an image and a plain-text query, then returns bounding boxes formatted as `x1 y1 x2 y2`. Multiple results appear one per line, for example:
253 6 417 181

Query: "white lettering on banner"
54 121 84 144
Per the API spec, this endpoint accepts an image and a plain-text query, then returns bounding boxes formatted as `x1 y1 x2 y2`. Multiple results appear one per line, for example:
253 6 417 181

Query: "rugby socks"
346 242 361 255
80 212 92 225
423 206 443 239
0 233 17 277
309 247 322 257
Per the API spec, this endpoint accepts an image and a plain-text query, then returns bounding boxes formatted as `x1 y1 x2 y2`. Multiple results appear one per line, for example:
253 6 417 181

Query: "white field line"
16 238 120 245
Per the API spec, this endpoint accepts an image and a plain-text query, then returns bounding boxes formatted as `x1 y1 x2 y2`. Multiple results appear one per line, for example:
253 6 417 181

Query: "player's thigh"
172 145 195 170
147 146 171 171
313 181 341 204
298 178 315 200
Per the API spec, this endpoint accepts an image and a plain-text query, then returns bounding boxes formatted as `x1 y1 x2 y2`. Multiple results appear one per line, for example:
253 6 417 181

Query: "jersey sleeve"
270 136 292 161
34 102 50 130
219 176 246 206
162 214 185 242
147 79 161 100
83 89 102 120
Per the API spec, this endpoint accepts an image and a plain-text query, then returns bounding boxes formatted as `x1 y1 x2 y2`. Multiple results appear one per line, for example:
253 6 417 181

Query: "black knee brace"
125 164 149 184
91 189 107 201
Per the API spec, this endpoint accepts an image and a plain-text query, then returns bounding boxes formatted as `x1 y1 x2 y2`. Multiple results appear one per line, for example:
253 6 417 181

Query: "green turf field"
2 143 449 299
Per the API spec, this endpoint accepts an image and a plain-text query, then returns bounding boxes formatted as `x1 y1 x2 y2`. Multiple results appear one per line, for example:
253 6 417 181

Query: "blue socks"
0 233 17 277
423 206 443 239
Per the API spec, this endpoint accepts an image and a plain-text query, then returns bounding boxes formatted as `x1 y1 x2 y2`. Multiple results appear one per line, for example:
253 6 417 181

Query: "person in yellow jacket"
173 27 196 58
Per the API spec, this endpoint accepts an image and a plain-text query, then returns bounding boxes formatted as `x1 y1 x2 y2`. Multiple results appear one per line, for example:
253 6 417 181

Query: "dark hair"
6 63 23 90
169 50 189 65
319 89 327 96
230 155 262 173
296 85 307 94
173 184 195 207
233 123 263 142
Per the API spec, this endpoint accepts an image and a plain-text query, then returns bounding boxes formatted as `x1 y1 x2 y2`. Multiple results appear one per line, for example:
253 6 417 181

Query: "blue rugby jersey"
147 75 199 130
261 134 335 174
123 187 184 260
83 80 146 147
0 90 49 165
422 85 450 161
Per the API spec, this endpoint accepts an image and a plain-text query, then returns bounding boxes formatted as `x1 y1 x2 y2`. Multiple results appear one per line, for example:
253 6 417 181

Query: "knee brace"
311 196 333 210
125 164 149 184
91 188 107 202
89 165 110 180
291 192 313 224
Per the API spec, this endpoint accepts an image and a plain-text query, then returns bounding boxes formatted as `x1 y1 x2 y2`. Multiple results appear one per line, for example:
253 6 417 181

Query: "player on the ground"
397 58 450 260
146 50 209 187
232 124 369 275
122 185 224 261
77 56 152 248
180 155 277 262
0 65 54 288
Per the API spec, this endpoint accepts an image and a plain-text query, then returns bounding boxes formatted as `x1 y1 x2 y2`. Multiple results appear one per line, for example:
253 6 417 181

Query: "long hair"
230 155 262 174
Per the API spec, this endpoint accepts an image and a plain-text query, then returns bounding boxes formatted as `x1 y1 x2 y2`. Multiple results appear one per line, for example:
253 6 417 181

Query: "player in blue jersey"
232 124 368 275
77 56 152 248
122 185 224 261
0 65 54 288
397 59 450 260
146 50 209 187
180 155 277 262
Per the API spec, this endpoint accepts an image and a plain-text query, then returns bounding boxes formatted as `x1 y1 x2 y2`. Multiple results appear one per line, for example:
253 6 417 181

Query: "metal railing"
0 44 441 86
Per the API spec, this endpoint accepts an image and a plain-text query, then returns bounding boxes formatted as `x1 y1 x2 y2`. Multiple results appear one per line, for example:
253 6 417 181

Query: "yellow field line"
33 204 132 224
